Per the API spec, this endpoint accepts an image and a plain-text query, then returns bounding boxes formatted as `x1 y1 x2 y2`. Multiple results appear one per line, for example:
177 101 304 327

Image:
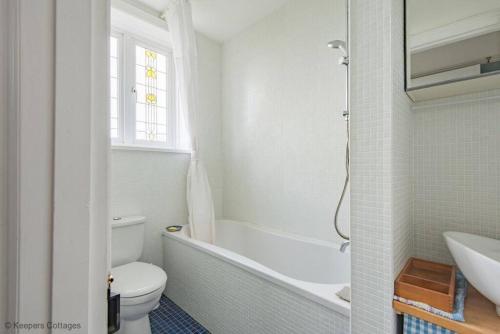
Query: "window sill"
111 144 192 155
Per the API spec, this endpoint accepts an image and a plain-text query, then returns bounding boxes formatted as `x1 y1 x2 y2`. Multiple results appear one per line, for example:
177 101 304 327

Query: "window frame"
111 27 184 151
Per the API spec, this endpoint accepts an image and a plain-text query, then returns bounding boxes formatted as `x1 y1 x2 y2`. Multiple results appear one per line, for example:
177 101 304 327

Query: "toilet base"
117 315 151 334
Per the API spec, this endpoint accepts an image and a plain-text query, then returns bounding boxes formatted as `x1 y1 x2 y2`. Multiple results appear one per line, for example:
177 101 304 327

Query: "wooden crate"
395 257 456 312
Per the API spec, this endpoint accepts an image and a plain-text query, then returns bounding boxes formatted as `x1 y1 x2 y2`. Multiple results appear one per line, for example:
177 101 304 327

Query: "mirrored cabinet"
405 0 500 101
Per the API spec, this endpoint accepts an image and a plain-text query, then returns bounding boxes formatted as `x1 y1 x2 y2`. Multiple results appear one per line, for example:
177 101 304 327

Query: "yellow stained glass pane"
146 94 157 104
146 67 157 78
145 50 157 59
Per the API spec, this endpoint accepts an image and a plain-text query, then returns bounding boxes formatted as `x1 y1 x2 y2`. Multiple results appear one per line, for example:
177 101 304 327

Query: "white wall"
412 89 500 264
221 0 349 243
111 33 223 268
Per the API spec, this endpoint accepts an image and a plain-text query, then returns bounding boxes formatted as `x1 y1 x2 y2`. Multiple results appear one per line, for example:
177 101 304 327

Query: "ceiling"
134 0 290 42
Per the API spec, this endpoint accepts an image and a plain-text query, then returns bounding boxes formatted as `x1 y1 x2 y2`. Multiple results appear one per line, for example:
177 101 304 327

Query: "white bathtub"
161 220 350 333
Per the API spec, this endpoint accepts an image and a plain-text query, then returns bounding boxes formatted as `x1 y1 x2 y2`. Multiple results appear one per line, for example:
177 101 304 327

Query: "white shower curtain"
166 0 215 243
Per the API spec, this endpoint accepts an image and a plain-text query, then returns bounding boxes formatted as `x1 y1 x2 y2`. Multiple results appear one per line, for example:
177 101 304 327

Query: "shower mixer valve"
338 56 349 66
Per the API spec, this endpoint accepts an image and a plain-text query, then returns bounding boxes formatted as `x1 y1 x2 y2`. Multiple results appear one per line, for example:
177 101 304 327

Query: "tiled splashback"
412 89 500 264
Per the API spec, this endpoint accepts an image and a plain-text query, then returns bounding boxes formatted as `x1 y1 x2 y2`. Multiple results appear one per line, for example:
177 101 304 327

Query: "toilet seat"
111 262 167 304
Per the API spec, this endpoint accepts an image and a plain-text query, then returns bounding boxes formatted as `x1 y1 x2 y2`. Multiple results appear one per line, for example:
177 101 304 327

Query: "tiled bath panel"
162 237 350 334
412 89 500 264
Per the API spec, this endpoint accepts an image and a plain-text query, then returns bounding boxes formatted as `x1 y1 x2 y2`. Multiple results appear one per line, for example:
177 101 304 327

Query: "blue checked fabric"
404 314 456 334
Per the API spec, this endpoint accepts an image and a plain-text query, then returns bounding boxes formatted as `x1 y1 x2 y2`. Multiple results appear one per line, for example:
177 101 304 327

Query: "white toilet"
111 216 167 334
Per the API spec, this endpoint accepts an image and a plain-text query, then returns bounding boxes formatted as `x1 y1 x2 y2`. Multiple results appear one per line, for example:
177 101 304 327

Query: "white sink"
443 231 500 316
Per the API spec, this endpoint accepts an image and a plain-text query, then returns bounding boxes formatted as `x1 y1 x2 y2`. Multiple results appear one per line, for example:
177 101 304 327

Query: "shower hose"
334 118 350 241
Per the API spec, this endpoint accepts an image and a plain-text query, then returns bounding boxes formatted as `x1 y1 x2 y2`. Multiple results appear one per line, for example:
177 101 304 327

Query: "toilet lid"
111 262 167 298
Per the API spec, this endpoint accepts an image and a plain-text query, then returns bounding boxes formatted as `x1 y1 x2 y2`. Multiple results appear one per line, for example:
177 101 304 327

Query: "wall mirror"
405 0 500 101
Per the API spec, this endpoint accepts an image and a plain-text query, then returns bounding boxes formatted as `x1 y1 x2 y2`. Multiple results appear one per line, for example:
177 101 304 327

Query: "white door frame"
7 0 55 328
7 0 110 332
6 0 20 326
52 0 110 332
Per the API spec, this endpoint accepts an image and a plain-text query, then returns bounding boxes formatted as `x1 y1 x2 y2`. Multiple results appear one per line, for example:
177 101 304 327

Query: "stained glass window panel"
109 30 187 150
135 66 145 86
136 103 146 122
135 84 146 104
135 45 168 143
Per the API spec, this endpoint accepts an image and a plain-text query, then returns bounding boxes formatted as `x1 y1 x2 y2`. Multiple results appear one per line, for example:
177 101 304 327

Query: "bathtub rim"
161 223 350 317
217 219 349 251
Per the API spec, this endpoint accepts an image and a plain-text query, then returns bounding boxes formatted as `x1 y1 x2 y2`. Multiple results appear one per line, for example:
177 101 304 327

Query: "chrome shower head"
327 40 347 56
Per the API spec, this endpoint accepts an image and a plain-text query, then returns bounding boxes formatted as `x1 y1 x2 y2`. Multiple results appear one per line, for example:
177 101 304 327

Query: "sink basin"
443 231 500 316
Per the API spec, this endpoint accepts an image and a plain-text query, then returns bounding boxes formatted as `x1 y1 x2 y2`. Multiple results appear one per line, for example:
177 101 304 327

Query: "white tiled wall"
221 0 349 244
390 0 414 280
350 0 413 332
111 151 190 267
350 1 499 332
412 89 500 264
110 33 223 268
163 236 350 334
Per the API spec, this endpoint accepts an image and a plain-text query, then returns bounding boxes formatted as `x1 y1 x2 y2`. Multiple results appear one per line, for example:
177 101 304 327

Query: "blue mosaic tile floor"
150 296 209 334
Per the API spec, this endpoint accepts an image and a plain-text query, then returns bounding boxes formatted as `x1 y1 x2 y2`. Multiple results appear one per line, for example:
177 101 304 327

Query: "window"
110 36 120 139
109 31 189 150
